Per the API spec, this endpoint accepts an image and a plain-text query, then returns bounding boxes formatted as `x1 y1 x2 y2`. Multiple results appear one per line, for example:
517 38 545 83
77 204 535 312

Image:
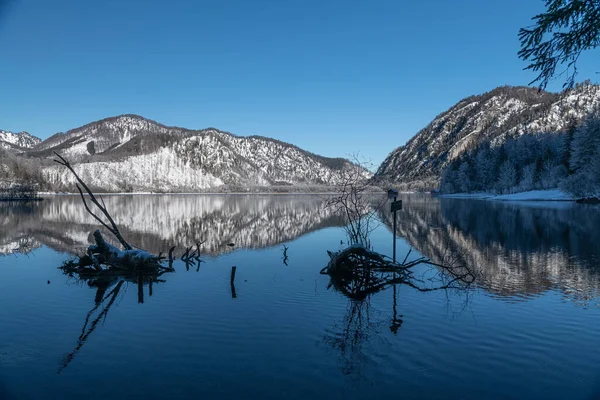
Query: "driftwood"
54 153 131 250
52 153 211 372
321 245 476 300
54 152 177 276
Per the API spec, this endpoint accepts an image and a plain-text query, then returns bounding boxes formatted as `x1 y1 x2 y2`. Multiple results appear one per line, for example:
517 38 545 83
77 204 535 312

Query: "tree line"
440 107 600 199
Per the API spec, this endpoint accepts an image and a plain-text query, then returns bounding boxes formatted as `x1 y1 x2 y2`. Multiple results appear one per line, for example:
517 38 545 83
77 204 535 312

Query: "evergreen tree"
497 160 517 194
562 119 578 173
519 0 600 89
457 160 473 193
519 163 537 191
570 109 600 172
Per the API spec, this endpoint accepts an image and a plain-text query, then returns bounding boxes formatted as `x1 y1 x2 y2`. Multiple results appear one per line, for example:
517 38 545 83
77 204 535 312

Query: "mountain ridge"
0 130 42 150
2 114 368 192
30 114 348 168
374 83 600 188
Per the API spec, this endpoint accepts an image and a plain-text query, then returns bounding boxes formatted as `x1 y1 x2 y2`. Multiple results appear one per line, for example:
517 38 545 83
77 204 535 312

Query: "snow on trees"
561 109 600 198
439 107 600 199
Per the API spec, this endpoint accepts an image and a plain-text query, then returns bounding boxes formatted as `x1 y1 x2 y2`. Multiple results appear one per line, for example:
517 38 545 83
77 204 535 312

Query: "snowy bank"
440 189 575 202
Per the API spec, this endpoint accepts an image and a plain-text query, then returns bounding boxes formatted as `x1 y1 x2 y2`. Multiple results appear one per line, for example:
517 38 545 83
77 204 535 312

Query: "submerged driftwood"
60 229 173 275
321 245 476 300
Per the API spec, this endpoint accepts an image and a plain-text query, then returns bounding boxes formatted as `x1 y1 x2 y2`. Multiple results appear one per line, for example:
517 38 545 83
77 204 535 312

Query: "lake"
1 194 600 400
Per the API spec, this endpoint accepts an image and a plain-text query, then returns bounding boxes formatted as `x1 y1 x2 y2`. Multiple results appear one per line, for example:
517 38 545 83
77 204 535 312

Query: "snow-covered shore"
439 189 575 202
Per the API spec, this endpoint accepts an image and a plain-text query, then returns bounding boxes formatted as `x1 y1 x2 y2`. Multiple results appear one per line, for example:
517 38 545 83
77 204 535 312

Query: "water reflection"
2 194 600 398
58 262 173 372
0 195 344 256
59 281 125 373
4 193 600 303
323 297 377 380
380 194 600 303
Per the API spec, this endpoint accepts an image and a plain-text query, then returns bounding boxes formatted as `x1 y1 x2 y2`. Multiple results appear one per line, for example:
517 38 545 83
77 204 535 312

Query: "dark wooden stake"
230 266 237 284
137 274 144 304
393 196 397 262
168 246 175 269
230 266 237 298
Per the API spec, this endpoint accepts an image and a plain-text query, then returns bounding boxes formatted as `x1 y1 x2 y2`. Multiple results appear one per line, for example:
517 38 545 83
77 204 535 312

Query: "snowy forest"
440 107 600 199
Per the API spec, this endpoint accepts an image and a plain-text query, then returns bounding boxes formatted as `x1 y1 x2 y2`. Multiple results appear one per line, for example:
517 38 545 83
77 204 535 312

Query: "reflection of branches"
182 241 205 271
322 246 476 300
58 268 168 373
282 245 289 266
58 281 125 373
323 298 376 380
324 267 472 382
8 237 38 257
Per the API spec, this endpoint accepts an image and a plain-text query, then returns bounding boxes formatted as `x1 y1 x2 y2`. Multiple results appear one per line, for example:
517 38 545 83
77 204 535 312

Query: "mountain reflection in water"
2 193 600 303
380 194 600 303
2 194 600 399
0 194 344 256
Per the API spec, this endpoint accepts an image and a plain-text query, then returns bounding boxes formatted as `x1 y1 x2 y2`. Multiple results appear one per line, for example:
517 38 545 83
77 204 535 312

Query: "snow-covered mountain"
375 84 600 188
10 114 369 192
0 130 41 150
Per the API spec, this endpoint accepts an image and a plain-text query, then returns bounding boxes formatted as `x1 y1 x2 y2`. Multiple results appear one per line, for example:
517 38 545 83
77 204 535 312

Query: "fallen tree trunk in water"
54 152 178 276
86 230 167 270
61 230 173 276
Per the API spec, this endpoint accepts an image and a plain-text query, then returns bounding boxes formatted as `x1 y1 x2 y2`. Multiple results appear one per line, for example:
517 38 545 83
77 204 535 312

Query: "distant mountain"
0 130 41 150
5 114 369 192
375 83 600 188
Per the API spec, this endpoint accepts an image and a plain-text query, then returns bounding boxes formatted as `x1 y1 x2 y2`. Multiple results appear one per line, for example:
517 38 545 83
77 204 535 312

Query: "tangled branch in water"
321 245 476 300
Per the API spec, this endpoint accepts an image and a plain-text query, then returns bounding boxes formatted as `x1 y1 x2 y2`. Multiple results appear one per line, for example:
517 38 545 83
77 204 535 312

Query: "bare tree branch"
53 152 132 250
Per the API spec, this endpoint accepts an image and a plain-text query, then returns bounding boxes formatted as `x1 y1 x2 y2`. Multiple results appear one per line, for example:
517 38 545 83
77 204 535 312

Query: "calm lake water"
1 194 600 400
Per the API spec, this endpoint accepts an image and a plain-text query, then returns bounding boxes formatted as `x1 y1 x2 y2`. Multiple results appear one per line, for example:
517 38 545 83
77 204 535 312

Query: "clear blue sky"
0 0 597 165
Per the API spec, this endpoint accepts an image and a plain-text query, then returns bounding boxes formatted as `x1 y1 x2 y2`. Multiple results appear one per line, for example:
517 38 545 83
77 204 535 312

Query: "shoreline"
38 191 386 196
437 189 576 202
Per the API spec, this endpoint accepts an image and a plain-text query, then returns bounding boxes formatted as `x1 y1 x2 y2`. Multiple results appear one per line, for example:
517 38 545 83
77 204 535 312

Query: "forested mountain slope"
375 83 600 188
440 107 600 199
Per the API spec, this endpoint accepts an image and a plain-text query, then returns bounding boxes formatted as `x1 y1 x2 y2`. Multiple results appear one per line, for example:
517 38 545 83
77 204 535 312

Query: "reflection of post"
389 284 403 334
230 266 237 299
137 274 144 304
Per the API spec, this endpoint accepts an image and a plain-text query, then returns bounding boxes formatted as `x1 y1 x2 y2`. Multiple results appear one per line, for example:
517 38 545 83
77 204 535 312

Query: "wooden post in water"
230 266 237 284
393 196 397 262
230 266 237 299
388 189 401 263
137 274 144 304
